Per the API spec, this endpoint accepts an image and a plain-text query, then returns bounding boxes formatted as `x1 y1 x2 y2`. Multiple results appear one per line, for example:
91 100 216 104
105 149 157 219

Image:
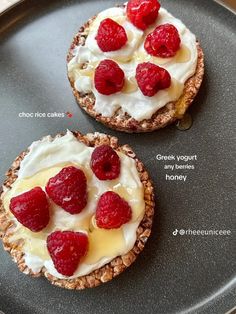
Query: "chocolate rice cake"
0 131 155 289
67 11 204 133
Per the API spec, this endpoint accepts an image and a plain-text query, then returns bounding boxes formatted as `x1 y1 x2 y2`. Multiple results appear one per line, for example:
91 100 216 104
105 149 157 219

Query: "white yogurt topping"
4 131 145 279
68 5 198 121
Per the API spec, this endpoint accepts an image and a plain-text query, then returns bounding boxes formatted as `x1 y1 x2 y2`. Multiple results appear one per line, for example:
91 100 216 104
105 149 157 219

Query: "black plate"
0 0 235 313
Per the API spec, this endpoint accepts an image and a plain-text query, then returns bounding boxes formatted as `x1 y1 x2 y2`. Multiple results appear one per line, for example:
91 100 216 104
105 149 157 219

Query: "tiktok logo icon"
172 229 178 236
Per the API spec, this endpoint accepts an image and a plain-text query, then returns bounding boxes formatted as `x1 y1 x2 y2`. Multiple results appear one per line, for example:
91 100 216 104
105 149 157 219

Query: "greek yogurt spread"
2 131 145 279
68 5 198 121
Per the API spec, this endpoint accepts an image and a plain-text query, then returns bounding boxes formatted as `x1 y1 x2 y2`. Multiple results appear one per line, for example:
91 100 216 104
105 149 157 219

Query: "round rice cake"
0 131 154 289
67 3 204 133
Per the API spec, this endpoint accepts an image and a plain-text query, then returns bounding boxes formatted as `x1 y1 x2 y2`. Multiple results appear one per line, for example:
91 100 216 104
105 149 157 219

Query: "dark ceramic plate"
0 0 235 313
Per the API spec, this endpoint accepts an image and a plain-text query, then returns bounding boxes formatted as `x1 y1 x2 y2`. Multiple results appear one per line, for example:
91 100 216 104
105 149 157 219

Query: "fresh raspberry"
96 18 128 52
127 0 160 30
9 187 49 232
94 59 125 95
46 166 87 214
90 145 120 180
95 191 132 229
144 23 181 58
47 231 88 276
136 62 171 97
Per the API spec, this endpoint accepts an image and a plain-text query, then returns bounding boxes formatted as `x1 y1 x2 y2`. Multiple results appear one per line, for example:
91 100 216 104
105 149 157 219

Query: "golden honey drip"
174 45 191 63
167 79 184 99
122 77 138 94
85 227 125 264
133 45 191 65
176 113 193 131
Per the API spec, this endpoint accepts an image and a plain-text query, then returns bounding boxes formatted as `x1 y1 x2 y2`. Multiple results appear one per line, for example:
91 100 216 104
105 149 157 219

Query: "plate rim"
0 0 236 21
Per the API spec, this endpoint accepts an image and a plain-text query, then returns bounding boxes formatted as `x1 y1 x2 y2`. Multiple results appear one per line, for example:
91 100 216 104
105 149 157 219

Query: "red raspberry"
96 18 128 52
94 59 125 95
9 187 49 232
136 62 171 97
127 0 160 30
47 231 88 276
90 145 120 180
144 24 181 58
95 191 132 229
46 166 87 214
